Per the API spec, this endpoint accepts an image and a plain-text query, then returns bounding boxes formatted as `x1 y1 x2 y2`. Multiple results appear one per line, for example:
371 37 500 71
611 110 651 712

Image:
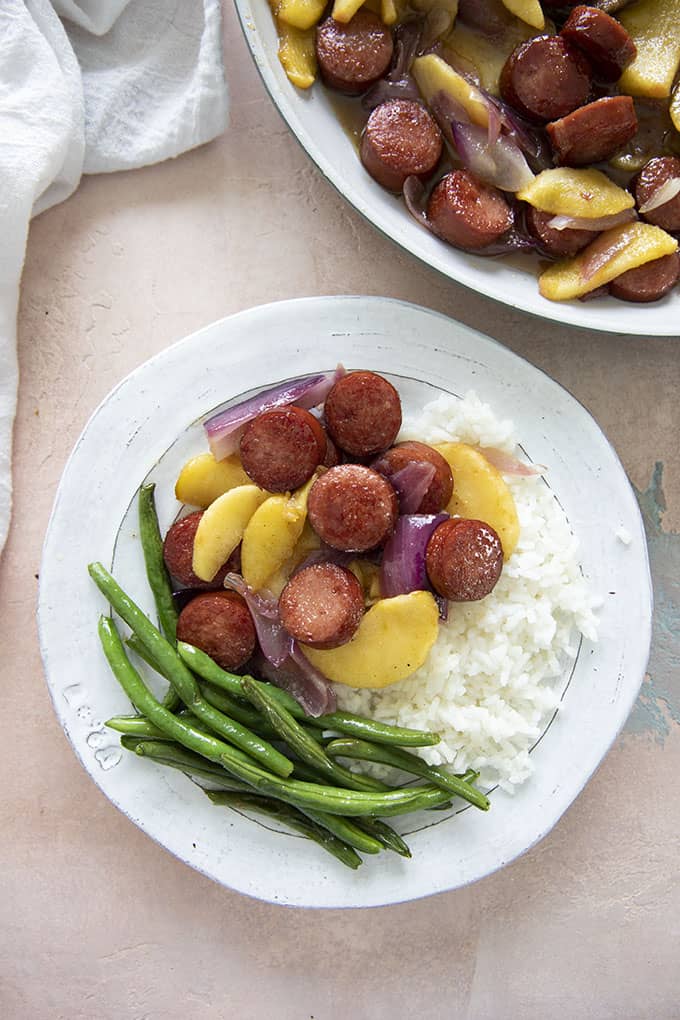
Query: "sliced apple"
174 452 250 509
301 591 439 688
276 20 317 88
241 473 317 592
412 53 490 128
517 168 635 218
192 485 268 582
332 0 366 22
538 221 678 302
501 0 544 30
619 0 680 99
278 0 326 30
435 442 520 559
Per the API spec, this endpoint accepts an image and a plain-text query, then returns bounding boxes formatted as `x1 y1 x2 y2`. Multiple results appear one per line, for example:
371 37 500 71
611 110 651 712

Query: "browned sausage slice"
176 591 256 670
372 441 454 514
425 518 503 602
547 95 637 165
634 156 680 232
316 11 393 96
561 6 636 82
360 100 443 193
426 170 513 251
307 464 398 551
163 511 237 589
324 371 402 458
609 251 680 302
239 406 325 493
524 205 595 258
500 35 592 124
279 563 364 649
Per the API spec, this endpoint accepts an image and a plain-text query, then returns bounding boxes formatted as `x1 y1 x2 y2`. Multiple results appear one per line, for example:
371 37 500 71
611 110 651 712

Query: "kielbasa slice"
239 406 325 493
360 100 443 193
372 441 454 514
561 6 636 82
524 205 595 257
324 371 402 458
609 251 680 303
427 170 513 251
500 35 592 124
163 511 236 589
176 591 256 671
279 563 364 649
307 464 398 552
634 156 680 232
425 518 503 602
316 11 393 96
547 94 637 165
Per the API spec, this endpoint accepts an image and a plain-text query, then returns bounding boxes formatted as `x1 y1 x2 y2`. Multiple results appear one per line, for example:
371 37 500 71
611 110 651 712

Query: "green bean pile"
89 485 490 870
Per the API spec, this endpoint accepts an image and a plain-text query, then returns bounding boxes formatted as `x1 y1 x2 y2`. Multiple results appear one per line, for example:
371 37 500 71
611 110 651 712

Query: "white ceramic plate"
234 2 679 336
38 296 651 907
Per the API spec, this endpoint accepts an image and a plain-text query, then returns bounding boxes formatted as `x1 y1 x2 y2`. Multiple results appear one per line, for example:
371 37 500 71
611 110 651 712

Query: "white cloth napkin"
0 0 228 557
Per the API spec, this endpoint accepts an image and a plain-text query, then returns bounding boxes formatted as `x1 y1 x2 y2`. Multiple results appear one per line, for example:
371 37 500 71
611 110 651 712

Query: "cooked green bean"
89 563 293 777
300 810 382 854
97 615 452 818
199 682 279 739
120 736 256 792
107 715 172 739
325 739 490 811
241 677 387 794
178 641 441 747
205 791 362 870
137 483 181 712
355 819 411 858
126 633 168 677
138 484 178 642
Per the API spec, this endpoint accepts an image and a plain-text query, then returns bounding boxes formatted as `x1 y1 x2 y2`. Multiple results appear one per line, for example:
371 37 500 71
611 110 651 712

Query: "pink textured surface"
1 3 679 1016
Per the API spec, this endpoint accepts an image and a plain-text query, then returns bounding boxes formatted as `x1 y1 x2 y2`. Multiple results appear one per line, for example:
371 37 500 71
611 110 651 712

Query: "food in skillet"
90 369 598 868
267 0 680 303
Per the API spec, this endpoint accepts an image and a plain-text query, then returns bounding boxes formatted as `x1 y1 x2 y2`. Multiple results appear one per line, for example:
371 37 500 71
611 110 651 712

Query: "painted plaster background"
1 3 678 1017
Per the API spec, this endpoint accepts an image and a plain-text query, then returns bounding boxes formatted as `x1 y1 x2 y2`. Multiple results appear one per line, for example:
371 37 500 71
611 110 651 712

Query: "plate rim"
37 295 653 907
233 0 680 337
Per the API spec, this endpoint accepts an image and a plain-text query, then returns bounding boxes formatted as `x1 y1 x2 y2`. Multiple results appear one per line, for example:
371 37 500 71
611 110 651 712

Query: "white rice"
334 391 600 792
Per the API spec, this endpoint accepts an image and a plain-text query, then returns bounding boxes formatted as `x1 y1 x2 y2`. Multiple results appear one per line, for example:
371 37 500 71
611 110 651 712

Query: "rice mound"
334 391 600 792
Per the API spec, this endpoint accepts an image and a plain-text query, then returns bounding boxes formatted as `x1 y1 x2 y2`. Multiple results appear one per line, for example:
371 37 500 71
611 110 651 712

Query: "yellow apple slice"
435 442 520 559
517 168 635 218
501 0 544 30
192 485 268 582
538 221 678 302
301 591 439 688
241 474 316 592
174 452 250 509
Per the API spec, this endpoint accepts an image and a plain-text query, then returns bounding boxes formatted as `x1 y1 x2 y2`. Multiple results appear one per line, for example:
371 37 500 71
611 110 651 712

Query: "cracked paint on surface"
626 462 680 739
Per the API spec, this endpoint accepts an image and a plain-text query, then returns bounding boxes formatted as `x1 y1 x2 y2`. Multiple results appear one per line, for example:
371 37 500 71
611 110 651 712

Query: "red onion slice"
638 177 680 215
403 175 434 232
204 367 345 461
224 573 290 667
388 461 437 513
252 648 336 717
547 209 636 232
475 446 545 476
580 224 639 283
380 513 448 598
451 122 535 193
288 644 337 716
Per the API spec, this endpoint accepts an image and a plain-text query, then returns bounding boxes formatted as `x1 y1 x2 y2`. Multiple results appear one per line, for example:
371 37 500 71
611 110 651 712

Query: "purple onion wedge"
380 513 448 598
204 367 344 461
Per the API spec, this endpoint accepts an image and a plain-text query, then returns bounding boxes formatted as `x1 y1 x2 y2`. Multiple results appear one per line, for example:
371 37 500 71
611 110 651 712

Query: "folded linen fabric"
0 0 228 557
